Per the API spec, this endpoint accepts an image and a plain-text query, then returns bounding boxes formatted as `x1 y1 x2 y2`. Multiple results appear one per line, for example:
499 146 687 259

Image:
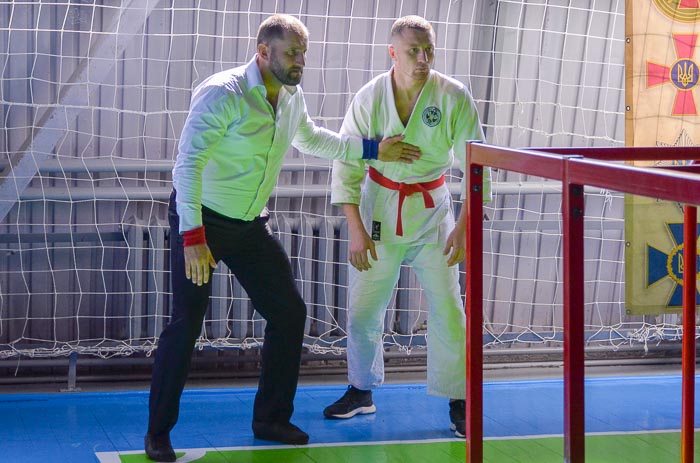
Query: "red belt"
368 166 445 236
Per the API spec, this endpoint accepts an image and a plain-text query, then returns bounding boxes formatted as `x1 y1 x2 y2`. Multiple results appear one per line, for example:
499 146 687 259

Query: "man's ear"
388 44 396 60
257 42 270 61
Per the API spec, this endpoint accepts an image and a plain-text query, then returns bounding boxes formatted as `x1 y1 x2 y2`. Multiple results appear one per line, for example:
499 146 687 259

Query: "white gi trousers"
346 241 467 399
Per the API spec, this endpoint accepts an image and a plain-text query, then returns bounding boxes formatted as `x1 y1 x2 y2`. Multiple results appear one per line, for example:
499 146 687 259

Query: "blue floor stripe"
1 375 698 463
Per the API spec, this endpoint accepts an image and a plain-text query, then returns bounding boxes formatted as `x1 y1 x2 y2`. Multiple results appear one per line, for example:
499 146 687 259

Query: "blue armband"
362 139 379 160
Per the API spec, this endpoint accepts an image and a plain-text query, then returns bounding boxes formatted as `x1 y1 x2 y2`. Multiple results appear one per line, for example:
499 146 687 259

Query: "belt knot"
368 167 444 236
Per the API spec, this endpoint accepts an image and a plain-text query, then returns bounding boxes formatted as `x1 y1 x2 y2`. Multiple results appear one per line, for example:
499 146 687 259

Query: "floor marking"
95 438 462 462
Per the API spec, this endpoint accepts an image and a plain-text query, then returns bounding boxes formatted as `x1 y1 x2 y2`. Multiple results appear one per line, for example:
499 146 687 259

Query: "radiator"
123 214 430 354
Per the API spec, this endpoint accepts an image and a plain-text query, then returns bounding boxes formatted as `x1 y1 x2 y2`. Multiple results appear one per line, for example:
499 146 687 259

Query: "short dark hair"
390 15 434 39
257 14 308 45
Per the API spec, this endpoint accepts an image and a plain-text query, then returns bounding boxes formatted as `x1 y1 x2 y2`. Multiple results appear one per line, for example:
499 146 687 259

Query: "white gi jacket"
331 69 491 245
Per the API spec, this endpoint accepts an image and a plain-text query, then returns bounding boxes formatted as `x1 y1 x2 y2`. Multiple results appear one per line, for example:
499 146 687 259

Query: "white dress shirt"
173 56 366 233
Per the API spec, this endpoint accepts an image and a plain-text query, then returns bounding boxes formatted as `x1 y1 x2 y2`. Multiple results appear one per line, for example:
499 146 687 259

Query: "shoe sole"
325 404 376 419
253 433 309 445
449 423 465 438
252 430 309 446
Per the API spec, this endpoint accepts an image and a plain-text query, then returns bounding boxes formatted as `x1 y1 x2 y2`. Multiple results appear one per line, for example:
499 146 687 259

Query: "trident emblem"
678 61 695 87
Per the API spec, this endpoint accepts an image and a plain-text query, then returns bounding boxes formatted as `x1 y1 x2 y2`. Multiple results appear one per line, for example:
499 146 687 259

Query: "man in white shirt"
324 15 491 438
145 14 421 462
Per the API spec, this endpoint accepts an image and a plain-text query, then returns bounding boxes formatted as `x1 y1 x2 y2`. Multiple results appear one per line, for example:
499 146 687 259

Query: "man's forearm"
341 203 365 234
455 203 467 232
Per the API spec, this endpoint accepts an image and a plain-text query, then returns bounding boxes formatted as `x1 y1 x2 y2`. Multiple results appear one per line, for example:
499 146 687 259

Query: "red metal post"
562 175 586 462
467 143 700 462
681 205 697 463
466 142 484 462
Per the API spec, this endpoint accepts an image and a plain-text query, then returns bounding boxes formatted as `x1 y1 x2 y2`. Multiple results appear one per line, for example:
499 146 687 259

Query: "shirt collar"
245 56 265 90
245 55 299 97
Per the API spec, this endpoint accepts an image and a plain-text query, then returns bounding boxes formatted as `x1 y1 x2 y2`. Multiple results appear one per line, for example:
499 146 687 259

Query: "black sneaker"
323 385 376 419
449 399 466 438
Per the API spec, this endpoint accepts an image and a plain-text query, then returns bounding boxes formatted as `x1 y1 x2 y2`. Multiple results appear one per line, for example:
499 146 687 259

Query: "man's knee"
265 293 306 330
288 296 307 329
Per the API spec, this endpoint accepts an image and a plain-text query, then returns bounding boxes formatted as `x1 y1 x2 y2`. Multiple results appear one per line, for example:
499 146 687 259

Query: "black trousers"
147 191 307 435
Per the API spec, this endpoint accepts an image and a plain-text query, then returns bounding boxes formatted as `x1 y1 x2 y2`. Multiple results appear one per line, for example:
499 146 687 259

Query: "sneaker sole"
325 405 376 419
449 423 465 438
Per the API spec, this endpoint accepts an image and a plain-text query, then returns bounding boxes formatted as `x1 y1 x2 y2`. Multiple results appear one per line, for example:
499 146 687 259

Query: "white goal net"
0 0 655 361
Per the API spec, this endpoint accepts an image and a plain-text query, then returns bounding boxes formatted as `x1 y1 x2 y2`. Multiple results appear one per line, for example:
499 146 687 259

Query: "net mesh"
0 0 653 360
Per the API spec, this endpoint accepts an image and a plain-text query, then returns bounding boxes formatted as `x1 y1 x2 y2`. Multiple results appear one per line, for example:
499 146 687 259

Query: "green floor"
485 431 699 462
104 432 699 462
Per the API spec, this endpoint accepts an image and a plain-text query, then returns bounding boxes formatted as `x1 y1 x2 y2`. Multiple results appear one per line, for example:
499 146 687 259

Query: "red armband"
183 226 206 247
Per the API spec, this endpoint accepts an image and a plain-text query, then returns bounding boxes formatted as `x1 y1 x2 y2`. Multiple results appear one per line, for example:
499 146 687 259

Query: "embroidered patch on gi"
371 221 381 241
422 106 441 127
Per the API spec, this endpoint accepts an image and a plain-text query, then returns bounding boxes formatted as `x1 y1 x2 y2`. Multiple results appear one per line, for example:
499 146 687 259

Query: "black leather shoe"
145 432 176 462
252 420 309 445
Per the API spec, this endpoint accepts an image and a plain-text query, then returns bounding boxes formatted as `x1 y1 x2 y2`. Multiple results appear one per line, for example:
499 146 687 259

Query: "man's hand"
377 135 421 163
443 225 466 267
348 228 378 271
184 243 217 286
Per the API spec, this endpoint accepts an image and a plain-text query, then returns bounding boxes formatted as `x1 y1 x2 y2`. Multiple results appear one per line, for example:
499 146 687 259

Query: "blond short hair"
390 15 434 39
257 14 309 45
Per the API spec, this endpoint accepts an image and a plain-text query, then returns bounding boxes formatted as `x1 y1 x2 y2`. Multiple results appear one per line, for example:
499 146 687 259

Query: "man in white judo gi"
323 15 491 438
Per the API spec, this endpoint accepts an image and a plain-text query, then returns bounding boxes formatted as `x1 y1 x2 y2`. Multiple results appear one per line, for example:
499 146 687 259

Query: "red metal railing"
465 143 700 463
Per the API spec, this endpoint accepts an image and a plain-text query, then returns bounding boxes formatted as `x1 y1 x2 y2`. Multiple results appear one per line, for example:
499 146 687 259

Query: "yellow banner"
625 0 700 315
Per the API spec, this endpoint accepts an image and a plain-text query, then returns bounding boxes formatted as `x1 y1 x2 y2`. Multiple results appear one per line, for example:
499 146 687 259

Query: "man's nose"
296 52 305 67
